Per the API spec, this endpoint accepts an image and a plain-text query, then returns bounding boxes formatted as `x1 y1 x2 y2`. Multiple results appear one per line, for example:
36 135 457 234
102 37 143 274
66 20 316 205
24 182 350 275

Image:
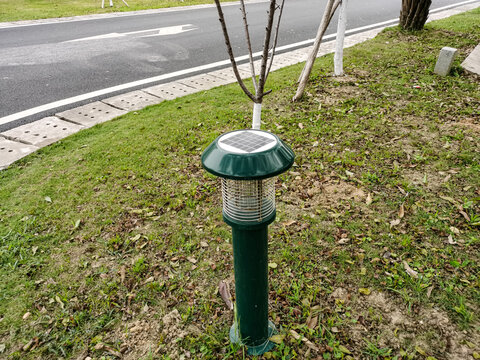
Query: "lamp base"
229 320 277 356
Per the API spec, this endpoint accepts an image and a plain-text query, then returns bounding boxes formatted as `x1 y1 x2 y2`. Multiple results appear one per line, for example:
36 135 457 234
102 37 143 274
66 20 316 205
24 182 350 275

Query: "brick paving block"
144 82 198 100
56 101 127 127
0 138 38 169
0 117 84 147
102 90 163 111
178 74 232 90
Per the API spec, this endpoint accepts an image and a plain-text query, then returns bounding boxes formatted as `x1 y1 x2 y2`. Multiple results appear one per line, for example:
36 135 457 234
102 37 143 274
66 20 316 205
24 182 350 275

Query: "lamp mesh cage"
221 178 276 223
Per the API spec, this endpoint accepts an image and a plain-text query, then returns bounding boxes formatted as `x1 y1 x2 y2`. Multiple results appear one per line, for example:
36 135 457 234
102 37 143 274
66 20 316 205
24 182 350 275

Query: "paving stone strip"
1 2 477 170
0 117 84 147
102 90 164 111
0 138 38 170
55 101 128 127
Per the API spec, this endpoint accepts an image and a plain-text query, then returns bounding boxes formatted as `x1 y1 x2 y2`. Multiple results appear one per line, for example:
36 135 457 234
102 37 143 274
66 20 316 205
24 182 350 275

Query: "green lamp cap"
201 129 295 180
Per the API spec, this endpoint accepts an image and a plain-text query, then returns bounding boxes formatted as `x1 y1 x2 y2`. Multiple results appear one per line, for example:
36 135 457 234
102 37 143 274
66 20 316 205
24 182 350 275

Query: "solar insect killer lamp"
201 129 294 355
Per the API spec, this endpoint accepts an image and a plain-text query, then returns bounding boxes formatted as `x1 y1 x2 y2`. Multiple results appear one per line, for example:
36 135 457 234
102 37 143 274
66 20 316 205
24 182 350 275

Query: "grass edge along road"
1 8 479 360
0 0 232 22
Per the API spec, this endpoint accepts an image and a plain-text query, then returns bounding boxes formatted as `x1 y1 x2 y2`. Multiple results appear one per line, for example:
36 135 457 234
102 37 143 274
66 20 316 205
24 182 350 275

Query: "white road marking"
0 0 478 127
0 0 271 29
65 24 197 42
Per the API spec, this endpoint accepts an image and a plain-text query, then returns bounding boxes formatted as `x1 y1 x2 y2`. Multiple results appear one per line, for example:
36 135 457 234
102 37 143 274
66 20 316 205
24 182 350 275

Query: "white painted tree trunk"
252 103 262 129
334 0 348 76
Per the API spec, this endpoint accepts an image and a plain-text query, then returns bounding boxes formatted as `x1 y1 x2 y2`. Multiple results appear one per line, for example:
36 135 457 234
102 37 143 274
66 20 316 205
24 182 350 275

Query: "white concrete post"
252 103 262 129
334 0 348 76
434 47 458 76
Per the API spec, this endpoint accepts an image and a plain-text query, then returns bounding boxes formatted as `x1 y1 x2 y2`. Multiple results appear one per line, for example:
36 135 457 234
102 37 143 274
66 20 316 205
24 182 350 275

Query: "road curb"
0 2 478 170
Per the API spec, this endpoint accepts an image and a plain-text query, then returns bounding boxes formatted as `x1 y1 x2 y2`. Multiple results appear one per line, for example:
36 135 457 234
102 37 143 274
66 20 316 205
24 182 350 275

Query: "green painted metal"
228 223 277 354
201 129 294 180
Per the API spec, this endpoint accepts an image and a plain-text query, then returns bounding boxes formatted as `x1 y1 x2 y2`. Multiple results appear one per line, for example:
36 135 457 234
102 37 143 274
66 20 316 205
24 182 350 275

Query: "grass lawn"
1 8 479 360
0 0 226 22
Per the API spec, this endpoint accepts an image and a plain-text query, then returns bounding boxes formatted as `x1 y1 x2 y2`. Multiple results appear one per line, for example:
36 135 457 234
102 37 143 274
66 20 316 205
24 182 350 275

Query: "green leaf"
269 334 285 344
358 288 371 295
415 345 426 356
338 345 352 354
74 219 81 229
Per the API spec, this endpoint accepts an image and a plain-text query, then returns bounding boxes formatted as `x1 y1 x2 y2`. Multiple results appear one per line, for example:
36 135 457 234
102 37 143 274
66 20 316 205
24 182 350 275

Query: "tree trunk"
293 0 340 101
334 0 348 76
399 0 432 31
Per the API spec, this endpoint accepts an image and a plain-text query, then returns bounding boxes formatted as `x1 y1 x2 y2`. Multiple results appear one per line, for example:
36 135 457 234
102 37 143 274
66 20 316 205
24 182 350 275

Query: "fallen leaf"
269 334 285 344
44 196 52 203
282 220 296 227
398 204 405 219
0 344 5 353
144 276 154 284
360 267 367 276
366 193 372 206
130 234 141 241
307 315 318 329
459 210 470 222
289 330 319 351
200 241 208 247
298 123 304 129
345 170 354 177
440 196 457 204
55 295 64 309
187 257 197 264
218 280 233 310
120 266 125 284
390 219 401 227
447 235 457 245
22 312 31 320
23 339 34 352
331 326 339 333
442 174 451 183
426 286 434 298
74 219 81 229
403 261 419 279
358 288 371 295
268 262 278 269
312 141 319 147
449 226 460 235
32 246 38 255
473 351 480 359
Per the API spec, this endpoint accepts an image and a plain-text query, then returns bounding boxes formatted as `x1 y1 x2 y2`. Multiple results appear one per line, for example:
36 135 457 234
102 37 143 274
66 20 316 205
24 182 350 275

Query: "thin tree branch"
256 0 277 103
214 0 256 102
239 0 258 94
265 0 286 83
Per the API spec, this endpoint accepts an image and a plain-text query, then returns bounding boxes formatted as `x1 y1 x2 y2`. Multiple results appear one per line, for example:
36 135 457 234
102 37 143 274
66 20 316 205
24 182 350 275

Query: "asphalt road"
0 0 473 130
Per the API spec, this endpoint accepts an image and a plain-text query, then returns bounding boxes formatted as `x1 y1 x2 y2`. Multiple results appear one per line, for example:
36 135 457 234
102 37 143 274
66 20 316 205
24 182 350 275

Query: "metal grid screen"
221 178 276 222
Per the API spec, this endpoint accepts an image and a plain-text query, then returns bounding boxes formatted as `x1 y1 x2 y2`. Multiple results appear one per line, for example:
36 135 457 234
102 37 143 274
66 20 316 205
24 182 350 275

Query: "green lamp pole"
202 129 294 355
